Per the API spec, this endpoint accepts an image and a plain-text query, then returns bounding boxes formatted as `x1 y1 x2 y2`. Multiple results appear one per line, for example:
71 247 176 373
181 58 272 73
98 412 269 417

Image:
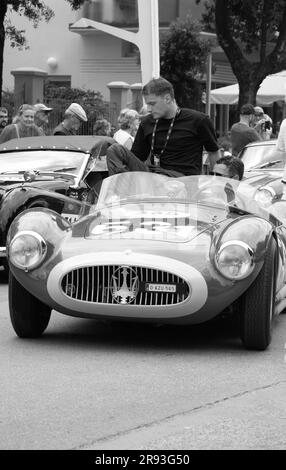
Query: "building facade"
3 0 235 102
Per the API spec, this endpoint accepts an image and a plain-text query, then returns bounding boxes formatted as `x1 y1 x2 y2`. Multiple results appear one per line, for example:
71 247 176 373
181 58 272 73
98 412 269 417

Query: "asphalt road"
1 270 286 451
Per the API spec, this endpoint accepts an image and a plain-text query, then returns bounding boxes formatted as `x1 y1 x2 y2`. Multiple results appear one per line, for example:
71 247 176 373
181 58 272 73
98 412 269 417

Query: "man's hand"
207 149 222 171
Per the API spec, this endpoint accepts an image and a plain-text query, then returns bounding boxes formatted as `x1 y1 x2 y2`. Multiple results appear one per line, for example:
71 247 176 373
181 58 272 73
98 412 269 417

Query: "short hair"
254 106 264 115
117 108 139 130
17 104 35 116
142 77 175 99
240 103 255 115
216 155 244 180
0 107 8 114
93 119 111 136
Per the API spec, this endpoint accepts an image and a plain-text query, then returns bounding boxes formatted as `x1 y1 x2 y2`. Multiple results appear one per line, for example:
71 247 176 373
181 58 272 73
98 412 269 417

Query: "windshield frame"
240 143 284 171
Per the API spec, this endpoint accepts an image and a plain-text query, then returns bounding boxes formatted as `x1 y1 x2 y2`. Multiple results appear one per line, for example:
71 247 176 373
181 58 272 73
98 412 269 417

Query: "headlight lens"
9 231 47 271
254 187 275 207
215 240 254 280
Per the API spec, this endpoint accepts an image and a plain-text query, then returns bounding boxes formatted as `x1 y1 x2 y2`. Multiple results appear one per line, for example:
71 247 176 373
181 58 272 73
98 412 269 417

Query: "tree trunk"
237 81 260 111
215 0 286 109
0 1 8 106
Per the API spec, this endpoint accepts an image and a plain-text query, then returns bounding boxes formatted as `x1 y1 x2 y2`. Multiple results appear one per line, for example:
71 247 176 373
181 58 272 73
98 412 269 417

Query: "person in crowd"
34 103 53 134
209 155 245 205
0 107 8 135
53 103 87 136
253 106 273 140
210 155 245 180
218 135 232 157
0 104 44 144
106 77 220 177
230 103 261 156
113 108 140 150
93 119 112 136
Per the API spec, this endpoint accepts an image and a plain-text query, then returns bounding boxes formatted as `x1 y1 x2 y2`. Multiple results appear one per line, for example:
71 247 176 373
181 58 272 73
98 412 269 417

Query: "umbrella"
210 70 286 106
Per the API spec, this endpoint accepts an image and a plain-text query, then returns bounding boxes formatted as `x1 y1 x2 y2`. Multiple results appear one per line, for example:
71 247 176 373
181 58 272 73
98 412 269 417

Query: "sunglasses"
209 171 228 177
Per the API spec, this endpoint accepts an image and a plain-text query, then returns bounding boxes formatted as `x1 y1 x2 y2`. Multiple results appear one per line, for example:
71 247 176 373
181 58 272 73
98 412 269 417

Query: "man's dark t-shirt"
131 108 219 175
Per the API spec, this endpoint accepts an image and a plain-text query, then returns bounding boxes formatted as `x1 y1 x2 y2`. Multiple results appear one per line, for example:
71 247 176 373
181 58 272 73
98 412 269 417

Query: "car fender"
212 215 274 263
0 186 85 246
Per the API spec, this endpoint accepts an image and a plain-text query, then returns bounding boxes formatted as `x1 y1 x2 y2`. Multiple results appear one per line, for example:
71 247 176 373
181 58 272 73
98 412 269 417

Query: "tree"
160 15 214 109
43 82 108 134
196 0 286 109
0 0 85 105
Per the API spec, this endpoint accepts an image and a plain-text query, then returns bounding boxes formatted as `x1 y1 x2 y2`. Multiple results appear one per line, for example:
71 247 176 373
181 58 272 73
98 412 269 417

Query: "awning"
210 70 286 105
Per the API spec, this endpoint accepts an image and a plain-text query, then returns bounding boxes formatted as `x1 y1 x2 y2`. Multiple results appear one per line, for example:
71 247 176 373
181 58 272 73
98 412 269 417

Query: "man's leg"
106 143 149 175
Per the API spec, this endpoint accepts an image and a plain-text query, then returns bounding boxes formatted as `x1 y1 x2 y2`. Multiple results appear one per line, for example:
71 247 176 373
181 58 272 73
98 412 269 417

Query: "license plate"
62 213 79 224
146 283 177 293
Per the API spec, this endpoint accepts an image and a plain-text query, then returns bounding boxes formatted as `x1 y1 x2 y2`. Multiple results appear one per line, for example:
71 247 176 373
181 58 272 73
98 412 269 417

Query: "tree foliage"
160 15 214 109
44 83 107 121
0 0 86 104
196 0 286 108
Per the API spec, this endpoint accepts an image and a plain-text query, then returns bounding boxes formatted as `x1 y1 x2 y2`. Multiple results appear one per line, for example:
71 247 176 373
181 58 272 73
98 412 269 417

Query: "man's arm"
207 149 222 171
131 122 151 161
197 116 221 171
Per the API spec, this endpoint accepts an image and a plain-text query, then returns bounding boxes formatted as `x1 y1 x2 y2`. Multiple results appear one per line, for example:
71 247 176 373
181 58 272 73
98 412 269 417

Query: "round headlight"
215 240 254 280
254 187 275 207
9 231 47 271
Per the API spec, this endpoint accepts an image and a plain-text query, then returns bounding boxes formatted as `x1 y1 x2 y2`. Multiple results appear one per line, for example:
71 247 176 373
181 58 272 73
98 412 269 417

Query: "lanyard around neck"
151 108 180 158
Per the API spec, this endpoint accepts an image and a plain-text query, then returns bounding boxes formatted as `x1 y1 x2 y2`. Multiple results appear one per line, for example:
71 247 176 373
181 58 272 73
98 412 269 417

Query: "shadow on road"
36 312 246 352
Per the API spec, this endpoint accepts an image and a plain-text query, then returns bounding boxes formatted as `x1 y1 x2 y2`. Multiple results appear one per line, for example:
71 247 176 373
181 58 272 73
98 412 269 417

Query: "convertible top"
0 135 115 154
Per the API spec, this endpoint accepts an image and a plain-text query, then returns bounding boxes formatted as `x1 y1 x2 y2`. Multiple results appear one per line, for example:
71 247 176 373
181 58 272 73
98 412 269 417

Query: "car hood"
83 202 230 243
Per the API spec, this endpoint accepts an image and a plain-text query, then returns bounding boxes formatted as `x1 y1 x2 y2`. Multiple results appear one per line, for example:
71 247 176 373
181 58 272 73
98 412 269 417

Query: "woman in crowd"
113 108 139 150
0 104 44 144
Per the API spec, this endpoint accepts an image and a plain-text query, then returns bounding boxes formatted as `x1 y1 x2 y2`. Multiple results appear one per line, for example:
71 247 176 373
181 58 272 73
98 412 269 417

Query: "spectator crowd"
1 76 282 183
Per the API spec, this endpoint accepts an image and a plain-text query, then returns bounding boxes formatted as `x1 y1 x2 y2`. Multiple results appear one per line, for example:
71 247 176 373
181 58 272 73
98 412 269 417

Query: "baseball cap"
65 103 87 122
240 103 255 115
254 106 264 115
34 103 52 112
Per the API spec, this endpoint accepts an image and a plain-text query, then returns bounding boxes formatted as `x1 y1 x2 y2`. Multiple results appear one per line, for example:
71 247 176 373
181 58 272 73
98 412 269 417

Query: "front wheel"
9 272 51 338
240 237 277 350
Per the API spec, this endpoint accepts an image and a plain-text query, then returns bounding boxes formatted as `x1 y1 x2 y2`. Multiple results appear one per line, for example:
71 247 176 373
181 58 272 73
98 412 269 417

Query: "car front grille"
61 265 189 305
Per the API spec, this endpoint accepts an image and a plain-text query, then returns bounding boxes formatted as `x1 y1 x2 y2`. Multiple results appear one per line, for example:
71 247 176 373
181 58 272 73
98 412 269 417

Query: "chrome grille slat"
61 265 189 306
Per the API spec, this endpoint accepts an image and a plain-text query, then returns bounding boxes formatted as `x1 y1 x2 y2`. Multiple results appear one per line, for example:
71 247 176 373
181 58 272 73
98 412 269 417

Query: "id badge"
153 154 160 167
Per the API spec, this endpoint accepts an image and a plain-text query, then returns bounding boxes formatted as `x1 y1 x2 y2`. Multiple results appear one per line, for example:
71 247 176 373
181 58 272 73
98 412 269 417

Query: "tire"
240 237 277 350
9 272 51 338
1 259 9 279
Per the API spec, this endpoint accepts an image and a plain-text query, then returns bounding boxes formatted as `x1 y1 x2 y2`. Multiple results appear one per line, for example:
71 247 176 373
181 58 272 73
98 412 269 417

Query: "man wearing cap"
34 103 53 135
53 103 87 136
253 106 273 140
230 103 261 156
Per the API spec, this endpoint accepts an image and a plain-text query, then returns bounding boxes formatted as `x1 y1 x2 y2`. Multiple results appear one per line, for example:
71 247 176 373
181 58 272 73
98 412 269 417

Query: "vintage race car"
0 135 113 272
7 172 286 350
